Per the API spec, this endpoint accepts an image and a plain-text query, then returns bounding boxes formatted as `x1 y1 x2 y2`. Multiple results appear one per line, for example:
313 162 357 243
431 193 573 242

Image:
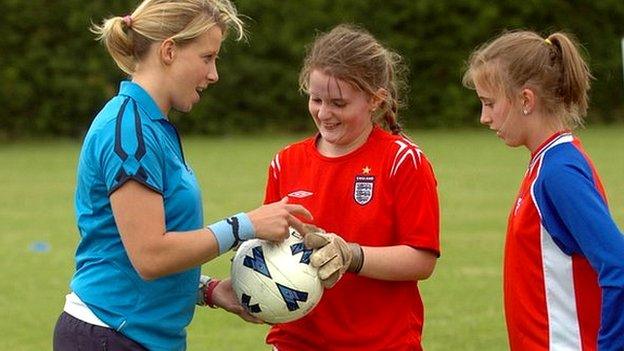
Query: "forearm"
358 245 437 281
133 227 220 280
112 182 309 280
134 213 254 279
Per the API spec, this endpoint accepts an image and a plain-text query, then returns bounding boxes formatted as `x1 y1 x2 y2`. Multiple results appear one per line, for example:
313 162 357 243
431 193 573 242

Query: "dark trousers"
53 312 148 351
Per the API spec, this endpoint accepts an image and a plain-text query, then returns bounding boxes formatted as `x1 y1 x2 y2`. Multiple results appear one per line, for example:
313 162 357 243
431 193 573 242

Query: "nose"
479 109 491 126
317 103 331 120
207 63 219 84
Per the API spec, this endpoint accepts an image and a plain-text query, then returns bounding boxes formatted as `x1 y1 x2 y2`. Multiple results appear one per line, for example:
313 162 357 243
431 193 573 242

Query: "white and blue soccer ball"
231 227 323 324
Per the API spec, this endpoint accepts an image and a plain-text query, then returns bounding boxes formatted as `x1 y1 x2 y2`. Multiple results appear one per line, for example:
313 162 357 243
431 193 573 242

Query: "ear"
520 88 536 115
370 88 388 111
159 38 177 66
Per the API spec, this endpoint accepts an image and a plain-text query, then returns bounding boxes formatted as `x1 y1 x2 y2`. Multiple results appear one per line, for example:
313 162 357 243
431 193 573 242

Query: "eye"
203 54 218 63
332 101 346 108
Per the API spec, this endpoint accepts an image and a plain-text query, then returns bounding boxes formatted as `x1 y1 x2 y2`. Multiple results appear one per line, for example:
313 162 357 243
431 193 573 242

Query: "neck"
132 70 170 116
524 114 566 153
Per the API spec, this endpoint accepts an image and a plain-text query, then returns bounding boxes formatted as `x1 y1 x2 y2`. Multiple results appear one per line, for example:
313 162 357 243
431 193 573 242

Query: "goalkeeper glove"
304 230 364 288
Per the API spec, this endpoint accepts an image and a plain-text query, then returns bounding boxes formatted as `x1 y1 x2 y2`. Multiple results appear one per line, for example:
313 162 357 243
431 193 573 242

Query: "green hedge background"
1 0 623 138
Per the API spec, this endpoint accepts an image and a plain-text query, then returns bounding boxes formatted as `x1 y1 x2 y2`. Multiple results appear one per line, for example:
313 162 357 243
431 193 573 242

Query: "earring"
522 109 529 115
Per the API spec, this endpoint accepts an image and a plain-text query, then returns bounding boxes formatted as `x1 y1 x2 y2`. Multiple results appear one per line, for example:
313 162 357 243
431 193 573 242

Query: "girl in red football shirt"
263 24 441 351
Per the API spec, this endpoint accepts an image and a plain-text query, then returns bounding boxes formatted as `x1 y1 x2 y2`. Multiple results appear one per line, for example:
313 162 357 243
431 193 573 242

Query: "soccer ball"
231 227 323 324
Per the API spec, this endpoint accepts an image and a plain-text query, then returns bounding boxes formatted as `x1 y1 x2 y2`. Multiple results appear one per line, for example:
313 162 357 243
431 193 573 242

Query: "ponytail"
91 17 136 75
546 33 592 123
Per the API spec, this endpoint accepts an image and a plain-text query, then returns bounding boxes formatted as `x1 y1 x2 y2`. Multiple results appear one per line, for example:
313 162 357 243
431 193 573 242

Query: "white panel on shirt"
540 225 582 350
529 133 582 349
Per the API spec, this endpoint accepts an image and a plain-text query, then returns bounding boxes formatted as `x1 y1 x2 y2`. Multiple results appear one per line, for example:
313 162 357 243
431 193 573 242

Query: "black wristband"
348 243 364 274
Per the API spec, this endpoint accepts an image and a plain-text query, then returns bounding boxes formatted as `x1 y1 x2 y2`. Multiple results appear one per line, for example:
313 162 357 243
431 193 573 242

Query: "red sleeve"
391 148 440 256
263 152 282 205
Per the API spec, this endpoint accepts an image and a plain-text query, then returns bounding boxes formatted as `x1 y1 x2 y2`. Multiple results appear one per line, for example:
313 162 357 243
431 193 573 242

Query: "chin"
319 132 339 144
173 104 193 113
502 139 523 148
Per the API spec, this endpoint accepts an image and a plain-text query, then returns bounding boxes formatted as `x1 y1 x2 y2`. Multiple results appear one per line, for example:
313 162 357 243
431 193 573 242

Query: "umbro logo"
288 190 313 198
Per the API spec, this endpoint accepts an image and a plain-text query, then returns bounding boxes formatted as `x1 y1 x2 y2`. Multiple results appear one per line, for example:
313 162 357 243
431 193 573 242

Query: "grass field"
0 127 622 350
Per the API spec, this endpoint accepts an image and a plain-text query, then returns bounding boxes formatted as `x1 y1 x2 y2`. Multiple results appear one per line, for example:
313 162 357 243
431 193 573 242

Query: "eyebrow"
201 48 219 55
308 91 347 102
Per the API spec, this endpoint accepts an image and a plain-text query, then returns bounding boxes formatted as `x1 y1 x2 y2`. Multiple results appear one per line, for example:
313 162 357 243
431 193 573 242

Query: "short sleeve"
391 146 440 255
97 99 164 195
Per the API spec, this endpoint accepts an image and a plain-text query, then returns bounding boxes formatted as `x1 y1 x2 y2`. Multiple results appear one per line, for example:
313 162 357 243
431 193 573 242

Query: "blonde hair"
91 0 245 75
299 24 408 134
462 30 593 128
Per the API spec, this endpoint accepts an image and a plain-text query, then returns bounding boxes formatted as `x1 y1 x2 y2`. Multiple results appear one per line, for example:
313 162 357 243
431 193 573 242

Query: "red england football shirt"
264 127 440 351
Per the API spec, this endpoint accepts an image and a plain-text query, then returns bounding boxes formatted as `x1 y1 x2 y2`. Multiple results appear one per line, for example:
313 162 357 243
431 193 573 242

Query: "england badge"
354 175 374 205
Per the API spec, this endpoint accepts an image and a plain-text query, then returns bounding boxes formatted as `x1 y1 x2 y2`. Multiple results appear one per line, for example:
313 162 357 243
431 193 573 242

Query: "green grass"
0 127 622 350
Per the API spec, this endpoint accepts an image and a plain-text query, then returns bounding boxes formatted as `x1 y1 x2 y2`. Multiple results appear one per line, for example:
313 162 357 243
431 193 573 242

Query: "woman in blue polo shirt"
52 1 311 350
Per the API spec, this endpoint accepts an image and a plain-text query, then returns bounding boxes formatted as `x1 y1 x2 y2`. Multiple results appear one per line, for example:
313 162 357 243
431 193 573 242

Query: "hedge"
1 0 623 137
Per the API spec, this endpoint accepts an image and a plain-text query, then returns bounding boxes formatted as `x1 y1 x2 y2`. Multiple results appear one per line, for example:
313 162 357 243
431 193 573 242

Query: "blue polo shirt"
71 81 203 350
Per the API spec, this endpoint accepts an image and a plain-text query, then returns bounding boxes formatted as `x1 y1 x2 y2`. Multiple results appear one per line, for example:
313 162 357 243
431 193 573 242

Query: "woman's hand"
247 197 313 242
211 278 264 324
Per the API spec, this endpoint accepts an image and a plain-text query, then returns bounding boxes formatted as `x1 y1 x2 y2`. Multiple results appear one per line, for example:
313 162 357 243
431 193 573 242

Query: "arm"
382 143 440 282
361 143 440 282
539 166 624 349
111 180 311 280
359 245 437 281
305 230 437 287
111 180 216 279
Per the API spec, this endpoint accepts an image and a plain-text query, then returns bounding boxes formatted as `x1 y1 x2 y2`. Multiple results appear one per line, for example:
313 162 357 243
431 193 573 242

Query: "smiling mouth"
323 122 341 130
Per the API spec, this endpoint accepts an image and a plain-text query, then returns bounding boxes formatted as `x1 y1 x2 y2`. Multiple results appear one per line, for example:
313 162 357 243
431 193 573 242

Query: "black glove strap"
348 243 364 273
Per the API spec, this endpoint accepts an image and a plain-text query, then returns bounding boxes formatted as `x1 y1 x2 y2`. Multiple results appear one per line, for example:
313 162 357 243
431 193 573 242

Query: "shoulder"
86 96 129 135
281 136 315 154
84 96 163 161
378 132 430 177
533 140 598 202
372 129 424 154
538 140 592 182
270 135 315 164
